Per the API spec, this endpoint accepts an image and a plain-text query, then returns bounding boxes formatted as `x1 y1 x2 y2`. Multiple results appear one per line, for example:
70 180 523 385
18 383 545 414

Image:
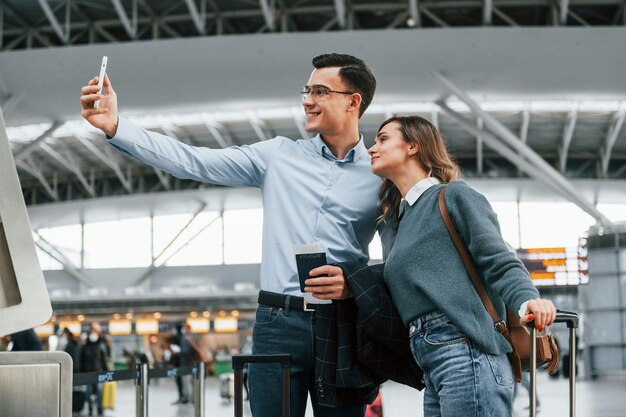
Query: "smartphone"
94 56 108 110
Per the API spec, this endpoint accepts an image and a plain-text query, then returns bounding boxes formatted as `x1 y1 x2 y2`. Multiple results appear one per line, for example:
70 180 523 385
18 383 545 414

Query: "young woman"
368 115 556 416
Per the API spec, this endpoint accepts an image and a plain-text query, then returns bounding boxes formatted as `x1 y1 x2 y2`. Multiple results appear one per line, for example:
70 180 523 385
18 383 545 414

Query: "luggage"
72 388 85 413
232 354 292 417
219 372 234 402
101 381 117 410
528 310 578 417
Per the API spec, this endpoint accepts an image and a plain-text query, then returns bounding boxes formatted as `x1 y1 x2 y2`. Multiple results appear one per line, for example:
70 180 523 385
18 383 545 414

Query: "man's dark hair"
312 53 376 118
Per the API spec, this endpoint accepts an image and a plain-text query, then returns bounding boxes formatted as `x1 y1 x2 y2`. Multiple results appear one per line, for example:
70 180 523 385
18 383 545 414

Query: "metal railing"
72 362 206 417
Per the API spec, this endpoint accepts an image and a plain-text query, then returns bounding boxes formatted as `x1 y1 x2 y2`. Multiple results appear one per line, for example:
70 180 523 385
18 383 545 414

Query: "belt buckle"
303 299 315 312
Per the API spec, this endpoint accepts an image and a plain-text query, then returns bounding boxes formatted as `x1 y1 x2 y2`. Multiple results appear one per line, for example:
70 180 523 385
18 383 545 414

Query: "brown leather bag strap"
437 188 510 338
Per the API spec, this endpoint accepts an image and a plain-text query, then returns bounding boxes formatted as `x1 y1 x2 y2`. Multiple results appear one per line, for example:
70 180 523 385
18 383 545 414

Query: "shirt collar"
403 177 441 206
312 133 367 163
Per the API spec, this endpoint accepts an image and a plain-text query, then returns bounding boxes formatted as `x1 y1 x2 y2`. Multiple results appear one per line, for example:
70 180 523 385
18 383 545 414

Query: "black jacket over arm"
314 262 424 407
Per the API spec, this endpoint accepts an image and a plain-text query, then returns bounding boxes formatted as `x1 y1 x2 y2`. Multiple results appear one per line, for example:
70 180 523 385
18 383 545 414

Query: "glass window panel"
152 213 191 259
519 202 594 248
491 202 521 249
37 224 82 267
35 247 63 271
224 209 263 264
597 204 626 223
83 218 151 268
159 212 223 266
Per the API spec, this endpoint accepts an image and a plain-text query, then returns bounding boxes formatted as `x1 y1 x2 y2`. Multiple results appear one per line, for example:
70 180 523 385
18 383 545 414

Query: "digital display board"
516 247 588 286
108 320 132 335
136 319 159 335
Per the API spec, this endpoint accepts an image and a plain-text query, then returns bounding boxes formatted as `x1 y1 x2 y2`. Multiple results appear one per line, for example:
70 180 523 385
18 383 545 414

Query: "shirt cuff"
518 300 531 318
106 116 125 141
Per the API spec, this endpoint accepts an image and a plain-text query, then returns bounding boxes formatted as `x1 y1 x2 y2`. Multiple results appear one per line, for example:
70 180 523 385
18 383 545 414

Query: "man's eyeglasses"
300 85 354 100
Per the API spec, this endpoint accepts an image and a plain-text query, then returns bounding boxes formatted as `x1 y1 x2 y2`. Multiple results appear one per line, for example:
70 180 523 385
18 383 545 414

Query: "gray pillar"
582 223 626 378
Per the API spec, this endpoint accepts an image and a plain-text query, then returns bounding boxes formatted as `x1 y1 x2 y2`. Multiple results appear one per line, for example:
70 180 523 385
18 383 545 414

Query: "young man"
80 53 391 417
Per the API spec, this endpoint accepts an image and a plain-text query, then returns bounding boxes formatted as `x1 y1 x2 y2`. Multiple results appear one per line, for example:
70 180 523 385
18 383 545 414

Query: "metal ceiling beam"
434 72 614 227
438 100 608 218
334 0 346 29
160 123 196 145
152 202 208 264
135 203 210 284
408 0 421 27
483 0 493 25
568 9 590 26
152 167 171 190
203 118 233 148
94 24 118 42
185 0 206 34
517 107 530 176
476 117 484 175
34 232 94 287
76 135 133 192
438 101 556 179
39 143 96 197
559 106 578 173
36 0 69 43
259 0 275 32
13 121 62 163
248 111 269 141
17 157 59 201
493 7 518 26
387 12 409 29
420 6 448 27
110 0 137 39
560 0 570 25
601 110 626 176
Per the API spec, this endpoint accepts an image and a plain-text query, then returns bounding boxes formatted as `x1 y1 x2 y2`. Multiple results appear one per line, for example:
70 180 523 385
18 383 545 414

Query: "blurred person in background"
79 323 109 416
8 329 42 351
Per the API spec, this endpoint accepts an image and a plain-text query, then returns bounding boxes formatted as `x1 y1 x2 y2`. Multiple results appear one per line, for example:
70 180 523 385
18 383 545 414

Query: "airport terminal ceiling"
1 1 625 221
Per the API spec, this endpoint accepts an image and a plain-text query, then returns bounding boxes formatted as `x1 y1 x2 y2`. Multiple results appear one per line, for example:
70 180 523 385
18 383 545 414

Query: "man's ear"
347 93 362 114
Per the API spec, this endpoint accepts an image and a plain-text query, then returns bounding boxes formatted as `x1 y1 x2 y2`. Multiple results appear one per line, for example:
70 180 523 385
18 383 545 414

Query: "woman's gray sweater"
384 180 539 355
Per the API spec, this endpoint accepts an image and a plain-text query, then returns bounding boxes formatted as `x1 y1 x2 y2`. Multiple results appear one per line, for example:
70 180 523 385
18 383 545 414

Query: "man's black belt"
258 290 318 312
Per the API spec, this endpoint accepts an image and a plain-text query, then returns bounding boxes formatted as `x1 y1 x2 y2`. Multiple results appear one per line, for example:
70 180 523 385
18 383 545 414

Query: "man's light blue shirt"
108 118 391 295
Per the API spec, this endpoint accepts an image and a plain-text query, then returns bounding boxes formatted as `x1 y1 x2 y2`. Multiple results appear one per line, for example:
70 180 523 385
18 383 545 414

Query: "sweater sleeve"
445 181 539 313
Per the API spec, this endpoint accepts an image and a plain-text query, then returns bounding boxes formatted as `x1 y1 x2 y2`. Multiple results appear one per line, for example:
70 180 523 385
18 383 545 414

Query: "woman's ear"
407 143 419 156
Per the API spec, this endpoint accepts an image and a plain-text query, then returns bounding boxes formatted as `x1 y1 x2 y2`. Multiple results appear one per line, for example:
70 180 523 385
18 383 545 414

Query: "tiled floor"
82 372 626 417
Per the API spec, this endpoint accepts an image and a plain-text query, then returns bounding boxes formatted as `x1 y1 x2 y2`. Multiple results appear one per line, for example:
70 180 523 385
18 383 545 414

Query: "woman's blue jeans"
248 303 365 417
409 311 514 417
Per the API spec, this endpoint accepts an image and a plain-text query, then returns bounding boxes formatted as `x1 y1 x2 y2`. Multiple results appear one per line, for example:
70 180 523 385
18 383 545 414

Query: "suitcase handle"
232 354 292 369
232 354 292 417
524 309 579 329
554 309 579 329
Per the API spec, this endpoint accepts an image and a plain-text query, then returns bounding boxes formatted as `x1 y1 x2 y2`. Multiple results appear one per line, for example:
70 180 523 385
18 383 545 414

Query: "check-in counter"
0 107 52 335
0 352 72 417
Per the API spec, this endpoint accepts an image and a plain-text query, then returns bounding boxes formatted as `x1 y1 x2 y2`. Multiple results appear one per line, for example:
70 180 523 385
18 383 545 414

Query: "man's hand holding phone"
80 59 119 137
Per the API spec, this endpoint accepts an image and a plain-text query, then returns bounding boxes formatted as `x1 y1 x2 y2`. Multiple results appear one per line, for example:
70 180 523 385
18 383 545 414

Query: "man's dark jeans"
248 303 365 417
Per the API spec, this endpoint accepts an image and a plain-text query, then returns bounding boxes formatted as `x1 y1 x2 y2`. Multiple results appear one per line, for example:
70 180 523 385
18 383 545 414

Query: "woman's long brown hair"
377 115 461 225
